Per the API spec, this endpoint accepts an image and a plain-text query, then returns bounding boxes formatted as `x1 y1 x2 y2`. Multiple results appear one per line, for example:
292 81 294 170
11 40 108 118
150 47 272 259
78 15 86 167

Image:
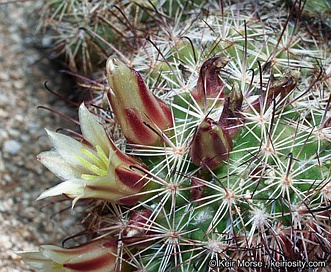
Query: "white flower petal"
37 179 84 200
45 129 83 158
45 129 94 170
15 250 58 272
79 103 111 154
37 151 81 180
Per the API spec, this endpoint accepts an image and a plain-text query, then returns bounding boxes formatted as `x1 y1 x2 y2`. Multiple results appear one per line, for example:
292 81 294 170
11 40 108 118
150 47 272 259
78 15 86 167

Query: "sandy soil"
0 1 79 271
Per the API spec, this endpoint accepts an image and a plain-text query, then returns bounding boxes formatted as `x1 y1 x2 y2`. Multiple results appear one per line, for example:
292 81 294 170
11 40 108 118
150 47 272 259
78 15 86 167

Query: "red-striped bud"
190 118 232 170
106 58 173 146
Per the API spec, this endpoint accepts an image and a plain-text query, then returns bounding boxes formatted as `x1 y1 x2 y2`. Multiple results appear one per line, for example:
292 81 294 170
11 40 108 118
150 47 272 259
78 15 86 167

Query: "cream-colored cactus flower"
37 103 147 206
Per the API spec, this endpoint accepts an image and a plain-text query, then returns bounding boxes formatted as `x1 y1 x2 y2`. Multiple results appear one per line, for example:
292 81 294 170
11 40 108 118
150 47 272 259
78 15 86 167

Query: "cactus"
36 0 204 74
18 0 331 271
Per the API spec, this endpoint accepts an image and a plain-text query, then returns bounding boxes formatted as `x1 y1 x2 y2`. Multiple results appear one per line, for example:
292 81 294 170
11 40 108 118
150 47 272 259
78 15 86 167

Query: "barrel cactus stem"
18 1 331 271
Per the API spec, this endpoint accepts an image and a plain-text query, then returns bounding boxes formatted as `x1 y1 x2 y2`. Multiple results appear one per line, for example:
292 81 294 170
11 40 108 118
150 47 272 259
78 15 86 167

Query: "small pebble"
2 139 22 154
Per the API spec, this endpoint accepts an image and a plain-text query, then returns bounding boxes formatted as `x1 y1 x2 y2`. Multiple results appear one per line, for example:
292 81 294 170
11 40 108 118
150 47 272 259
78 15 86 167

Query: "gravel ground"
0 1 80 271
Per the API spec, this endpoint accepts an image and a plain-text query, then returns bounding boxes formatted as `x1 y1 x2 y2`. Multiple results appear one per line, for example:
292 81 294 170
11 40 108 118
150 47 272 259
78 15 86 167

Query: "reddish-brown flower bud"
219 83 243 138
250 69 299 111
191 56 229 109
190 118 232 170
122 209 153 246
190 178 204 202
106 58 173 146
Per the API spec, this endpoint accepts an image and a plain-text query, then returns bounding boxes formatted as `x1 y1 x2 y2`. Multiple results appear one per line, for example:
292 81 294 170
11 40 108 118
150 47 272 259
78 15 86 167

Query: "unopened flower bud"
122 209 152 246
190 118 232 170
251 69 299 111
192 56 229 109
106 58 173 146
219 82 243 138
190 177 205 201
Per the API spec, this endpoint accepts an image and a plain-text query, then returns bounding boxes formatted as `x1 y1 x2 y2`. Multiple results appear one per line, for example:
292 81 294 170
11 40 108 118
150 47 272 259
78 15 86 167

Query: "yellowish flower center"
76 145 109 180
52 262 64 270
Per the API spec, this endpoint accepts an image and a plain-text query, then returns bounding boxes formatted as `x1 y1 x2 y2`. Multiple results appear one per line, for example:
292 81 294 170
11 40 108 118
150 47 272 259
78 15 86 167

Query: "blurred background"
0 1 78 271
